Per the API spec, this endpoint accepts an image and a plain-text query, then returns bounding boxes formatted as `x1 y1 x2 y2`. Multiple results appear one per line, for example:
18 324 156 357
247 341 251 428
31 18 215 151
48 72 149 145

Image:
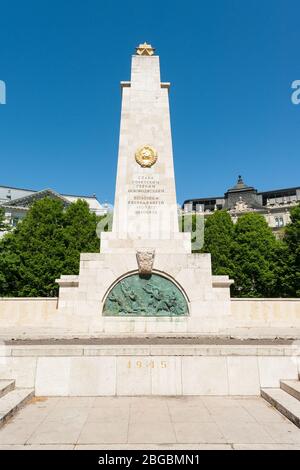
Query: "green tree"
0 198 100 297
280 205 300 297
202 210 235 276
63 199 100 274
179 213 205 253
231 212 278 297
0 207 11 232
0 234 20 296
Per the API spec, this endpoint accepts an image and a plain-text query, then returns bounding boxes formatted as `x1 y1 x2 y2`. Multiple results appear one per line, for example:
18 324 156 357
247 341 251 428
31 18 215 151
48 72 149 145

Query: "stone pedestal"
57 251 232 334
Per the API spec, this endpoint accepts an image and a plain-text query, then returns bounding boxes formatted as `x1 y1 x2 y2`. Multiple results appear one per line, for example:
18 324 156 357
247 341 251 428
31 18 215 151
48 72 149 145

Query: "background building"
0 184 109 233
182 176 300 234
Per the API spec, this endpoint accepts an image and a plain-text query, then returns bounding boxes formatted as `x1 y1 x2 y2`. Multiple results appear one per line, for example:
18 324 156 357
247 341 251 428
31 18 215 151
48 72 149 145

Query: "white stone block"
0 357 37 388
258 357 299 388
68 357 116 396
116 357 151 395
151 356 182 395
35 357 71 396
227 357 260 395
35 357 116 396
182 357 228 395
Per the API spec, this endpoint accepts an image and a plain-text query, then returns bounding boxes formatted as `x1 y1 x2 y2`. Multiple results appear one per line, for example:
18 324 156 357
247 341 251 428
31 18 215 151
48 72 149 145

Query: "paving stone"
0 395 299 448
12 398 60 422
238 399 287 423
169 405 213 423
128 396 169 410
173 422 226 444
78 421 128 444
55 397 95 408
166 396 206 408
128 420 176 444
27 417 85 444
0 444 75 450
217 422 275 444
202 396 242 409
262 422 300 444
130 407 170 424
233 443 300 450
209 406 256 423
45 407 89 423
0 420 41 444
87 406 130 423
75 444 232 450
93 396 132 407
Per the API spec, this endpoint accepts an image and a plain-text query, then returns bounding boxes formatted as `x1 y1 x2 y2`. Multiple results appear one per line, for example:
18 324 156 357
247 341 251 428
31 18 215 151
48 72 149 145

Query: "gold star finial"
135 42 155 56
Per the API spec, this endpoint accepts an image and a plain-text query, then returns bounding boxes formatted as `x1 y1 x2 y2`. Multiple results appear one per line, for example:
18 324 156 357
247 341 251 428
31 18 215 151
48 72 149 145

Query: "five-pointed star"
136 42 155 56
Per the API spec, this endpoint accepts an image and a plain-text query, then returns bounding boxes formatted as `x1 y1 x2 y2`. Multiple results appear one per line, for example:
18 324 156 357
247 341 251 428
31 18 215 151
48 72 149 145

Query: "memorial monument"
1 44 299 401
56 43 233 333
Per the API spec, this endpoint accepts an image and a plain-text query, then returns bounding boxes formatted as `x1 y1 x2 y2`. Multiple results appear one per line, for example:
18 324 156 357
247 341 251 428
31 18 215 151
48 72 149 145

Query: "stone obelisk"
101 43 190 254
56 43 233 331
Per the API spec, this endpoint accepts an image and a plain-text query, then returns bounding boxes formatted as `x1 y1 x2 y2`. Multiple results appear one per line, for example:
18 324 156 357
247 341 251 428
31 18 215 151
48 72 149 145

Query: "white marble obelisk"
56 44 233 332
101 43 190 254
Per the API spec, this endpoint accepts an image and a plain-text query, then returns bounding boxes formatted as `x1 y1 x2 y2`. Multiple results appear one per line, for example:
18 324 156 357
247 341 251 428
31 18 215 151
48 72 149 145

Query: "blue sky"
0 0 299 204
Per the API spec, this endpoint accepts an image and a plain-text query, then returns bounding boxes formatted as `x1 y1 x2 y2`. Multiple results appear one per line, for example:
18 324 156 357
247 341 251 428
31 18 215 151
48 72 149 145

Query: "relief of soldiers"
155 289 183 315
120 280 145 314
142 282 163 312
107 292 127 314
104 276 187 317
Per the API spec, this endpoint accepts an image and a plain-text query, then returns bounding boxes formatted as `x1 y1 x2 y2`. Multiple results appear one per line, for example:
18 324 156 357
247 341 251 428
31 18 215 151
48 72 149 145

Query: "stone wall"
0 297 299 337
0 344 299 396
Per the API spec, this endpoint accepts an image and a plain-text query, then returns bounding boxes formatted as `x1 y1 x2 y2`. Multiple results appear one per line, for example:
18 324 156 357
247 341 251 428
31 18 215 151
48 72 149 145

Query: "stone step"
280 380 300 402
0 380 15 399
261 388 300 428
0 388 34 428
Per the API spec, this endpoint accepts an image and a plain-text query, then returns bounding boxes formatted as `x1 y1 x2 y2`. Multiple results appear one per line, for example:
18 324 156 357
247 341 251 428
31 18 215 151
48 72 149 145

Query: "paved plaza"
0 396 300 450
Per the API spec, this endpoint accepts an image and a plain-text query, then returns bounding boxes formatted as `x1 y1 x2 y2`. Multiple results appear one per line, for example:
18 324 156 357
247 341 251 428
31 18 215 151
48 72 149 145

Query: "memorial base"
56 251 233 334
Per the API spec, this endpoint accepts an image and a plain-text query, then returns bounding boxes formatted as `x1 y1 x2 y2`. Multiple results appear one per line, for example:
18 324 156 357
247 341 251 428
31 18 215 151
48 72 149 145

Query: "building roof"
182 177 300 209
0 184 108 216
226 175 256 193
1 189 71 209
0 184 99 200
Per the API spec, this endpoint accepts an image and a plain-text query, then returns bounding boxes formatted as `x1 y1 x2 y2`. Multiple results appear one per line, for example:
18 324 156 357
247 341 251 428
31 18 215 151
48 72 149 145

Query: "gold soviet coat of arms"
135 145 158 168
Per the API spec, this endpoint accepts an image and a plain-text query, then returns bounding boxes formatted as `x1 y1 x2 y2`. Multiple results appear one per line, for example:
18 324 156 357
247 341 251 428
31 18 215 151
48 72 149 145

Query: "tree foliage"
202 210 235 276
202 207 300 298
0 197 299 298
0 198 99 297
179 213 205 253
230 213 278 297
281 205 300 297
0 207 11 232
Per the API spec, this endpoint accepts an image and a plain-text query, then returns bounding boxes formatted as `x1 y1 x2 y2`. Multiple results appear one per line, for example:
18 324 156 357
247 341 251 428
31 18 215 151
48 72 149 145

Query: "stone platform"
1 396 300 449
0 343 299 397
